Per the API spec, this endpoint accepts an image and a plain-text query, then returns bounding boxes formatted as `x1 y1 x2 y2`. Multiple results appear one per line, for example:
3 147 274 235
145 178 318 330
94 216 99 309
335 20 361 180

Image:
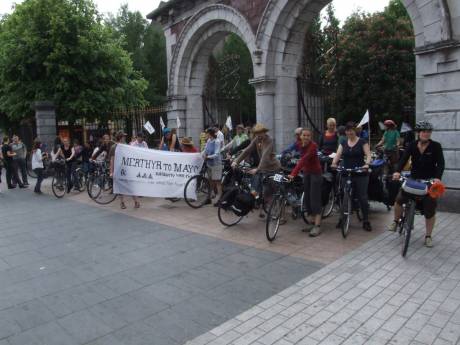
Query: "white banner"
113 144 204 198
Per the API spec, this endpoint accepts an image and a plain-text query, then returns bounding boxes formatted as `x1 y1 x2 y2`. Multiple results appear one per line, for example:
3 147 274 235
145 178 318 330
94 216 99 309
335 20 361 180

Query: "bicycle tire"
75 169 87 192
341 191 352 238
217 204 244 227
266 196 284 242
322 188 335 219
401 201 415 257
26 154 37 179
87 175 101 199
356 207 363 222
89 175 117 205
300 192 309 224
51 174 66 198
184 175 211 209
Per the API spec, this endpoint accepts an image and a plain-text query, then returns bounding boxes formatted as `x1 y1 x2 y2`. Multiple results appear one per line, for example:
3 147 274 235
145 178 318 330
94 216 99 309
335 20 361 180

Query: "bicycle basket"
402 179 428 196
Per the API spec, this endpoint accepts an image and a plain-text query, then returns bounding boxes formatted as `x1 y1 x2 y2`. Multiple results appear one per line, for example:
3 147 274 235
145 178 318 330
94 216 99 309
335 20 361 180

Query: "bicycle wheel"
322 188 335 219
300 192 309 224
89 175 117 205
75 169 87 192
26 154 37 179
266 196 285 242
218 204 244 227
51 174 66 198
341 191 352 238
184 175 211 209
401 201 415 257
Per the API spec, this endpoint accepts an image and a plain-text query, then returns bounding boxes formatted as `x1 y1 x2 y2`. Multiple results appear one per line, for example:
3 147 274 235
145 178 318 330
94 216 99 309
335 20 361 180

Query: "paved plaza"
0 181 459 345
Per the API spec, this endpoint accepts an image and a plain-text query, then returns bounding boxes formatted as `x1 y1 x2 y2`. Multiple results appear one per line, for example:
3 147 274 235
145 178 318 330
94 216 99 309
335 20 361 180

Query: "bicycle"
397 175 433 257
87 161 117 205
335 167 365 238
184 161 211 209
217 165 254 227
265 172 308 242
51 159 67 198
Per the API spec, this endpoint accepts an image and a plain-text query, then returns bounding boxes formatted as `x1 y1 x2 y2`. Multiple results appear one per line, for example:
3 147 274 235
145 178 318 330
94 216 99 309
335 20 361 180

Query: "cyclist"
376 119 400 169
222 124 249 154
388 121 445 248
331 121 373 231
319 118 338 155
61 138 76 193
281 127 303 157
288 129 323 237
131 132 148 148
232 123 281 215
109 131 141 209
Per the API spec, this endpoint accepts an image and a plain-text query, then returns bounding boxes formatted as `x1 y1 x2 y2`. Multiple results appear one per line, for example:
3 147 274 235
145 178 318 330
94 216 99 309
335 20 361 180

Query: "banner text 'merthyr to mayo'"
113 144 204 198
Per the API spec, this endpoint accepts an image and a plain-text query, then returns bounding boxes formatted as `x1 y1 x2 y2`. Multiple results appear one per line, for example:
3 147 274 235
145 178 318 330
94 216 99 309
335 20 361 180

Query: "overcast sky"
2 0 390 23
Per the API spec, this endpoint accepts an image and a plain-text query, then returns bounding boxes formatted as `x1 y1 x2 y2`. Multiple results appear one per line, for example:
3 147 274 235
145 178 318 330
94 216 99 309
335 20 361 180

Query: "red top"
182 146 198 153
291 141 322 176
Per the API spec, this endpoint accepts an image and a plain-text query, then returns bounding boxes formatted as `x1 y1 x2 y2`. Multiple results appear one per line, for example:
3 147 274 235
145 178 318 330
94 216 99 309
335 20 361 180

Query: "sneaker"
387 221 398 232
424 236 433 248
309 226 321 237
302 223 315 233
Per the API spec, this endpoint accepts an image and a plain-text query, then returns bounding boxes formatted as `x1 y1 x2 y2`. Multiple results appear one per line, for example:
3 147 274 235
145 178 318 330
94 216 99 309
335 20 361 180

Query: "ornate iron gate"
297 78 331 140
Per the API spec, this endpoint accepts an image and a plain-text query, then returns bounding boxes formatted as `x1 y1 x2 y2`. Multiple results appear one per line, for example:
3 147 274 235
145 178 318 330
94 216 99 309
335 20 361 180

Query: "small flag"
176 116 181 129
378 121 385 131
401 122 412 133
225 116 233 131
144 121 155 135
358 110 370 128
159 117 165 130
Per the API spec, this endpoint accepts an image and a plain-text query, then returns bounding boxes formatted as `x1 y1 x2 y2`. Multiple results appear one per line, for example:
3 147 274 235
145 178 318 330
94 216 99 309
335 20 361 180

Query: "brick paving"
184 212 460 345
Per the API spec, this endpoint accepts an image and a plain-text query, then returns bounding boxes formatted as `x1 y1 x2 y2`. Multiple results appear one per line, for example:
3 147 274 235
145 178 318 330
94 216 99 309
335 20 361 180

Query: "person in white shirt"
215 125 225 150
31 139 47 194
130 132 148 148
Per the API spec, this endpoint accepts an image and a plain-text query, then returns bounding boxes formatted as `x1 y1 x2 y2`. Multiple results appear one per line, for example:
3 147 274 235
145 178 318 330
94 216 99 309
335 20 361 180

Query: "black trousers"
34 168 44 193
15 158 28 184
5 161 23 187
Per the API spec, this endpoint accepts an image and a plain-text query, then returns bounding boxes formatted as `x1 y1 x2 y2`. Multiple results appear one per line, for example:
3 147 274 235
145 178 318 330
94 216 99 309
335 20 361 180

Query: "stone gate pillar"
34 101 56 153
416 43 460 211
250 77 276 140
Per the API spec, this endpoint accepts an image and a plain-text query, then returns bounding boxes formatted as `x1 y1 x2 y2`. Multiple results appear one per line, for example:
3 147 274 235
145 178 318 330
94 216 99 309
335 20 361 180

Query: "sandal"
120 202 127 210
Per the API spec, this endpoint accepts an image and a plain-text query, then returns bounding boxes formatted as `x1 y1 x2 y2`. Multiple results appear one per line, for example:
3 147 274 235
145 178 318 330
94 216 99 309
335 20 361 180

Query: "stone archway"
164 4 258 142
149 0 460 209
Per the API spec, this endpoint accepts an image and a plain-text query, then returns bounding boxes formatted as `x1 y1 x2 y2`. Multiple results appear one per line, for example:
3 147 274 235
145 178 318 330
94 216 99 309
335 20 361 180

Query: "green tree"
333 0 415 125
0 0 147 122
106 5 167 105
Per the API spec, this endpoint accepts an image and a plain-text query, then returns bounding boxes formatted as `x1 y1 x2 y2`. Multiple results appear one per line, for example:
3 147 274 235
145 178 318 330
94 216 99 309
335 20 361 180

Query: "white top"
92 147 107 163
130 141 148 148
32 149 44 170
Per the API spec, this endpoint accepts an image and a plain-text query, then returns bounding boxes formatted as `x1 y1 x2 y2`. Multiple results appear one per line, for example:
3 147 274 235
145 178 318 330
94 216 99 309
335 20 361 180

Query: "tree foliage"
334 0 415 124
0 0 147 122
106 5 167 105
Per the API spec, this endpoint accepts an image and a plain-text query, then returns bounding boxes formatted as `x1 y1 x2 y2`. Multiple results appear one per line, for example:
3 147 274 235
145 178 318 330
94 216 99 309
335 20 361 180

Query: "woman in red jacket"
288 129 323 237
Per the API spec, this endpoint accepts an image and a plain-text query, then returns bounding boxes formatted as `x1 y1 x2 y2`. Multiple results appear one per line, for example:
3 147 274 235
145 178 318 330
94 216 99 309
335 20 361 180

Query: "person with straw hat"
180 137 198 153
232 123 280 215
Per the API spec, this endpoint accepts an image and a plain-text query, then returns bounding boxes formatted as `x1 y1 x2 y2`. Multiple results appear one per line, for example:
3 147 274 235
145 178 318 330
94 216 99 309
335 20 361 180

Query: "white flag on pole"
143 121 155 135
378 121 385 131
400 122 412 133
159 116 165 130
225 116 233 131
358 110 370 128
176 117 181 129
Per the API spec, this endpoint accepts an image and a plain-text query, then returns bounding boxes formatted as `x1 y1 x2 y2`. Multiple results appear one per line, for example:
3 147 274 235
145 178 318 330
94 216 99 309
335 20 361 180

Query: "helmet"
415 120 433 132
384 120 396 127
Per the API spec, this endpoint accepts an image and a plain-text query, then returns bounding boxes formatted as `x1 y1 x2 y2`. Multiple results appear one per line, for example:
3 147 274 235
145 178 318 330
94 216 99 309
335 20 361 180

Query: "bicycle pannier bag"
402 179 428 196
231 191 255 217
219 187 239 210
